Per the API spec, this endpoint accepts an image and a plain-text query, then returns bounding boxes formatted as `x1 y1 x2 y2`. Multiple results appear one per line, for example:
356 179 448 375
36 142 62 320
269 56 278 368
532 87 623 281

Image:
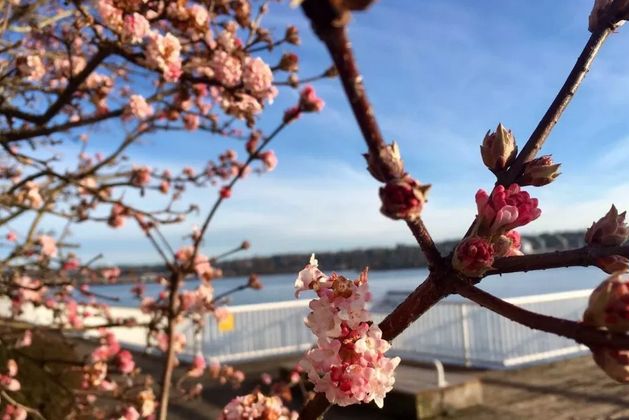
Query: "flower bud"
363 142 404 182
493 230 523 258
298 85 324 113
596 255 629 274
480 123 517 172
585 205 629 246
519 155 561 187
452 236 495 277
379 176 430 221
592 348 629 383
583 273 629 332
285 25 300 45
278 53 299 72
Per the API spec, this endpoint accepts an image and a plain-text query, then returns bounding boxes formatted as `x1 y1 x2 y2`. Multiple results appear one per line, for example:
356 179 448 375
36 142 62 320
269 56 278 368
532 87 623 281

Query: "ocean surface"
92 266 605 308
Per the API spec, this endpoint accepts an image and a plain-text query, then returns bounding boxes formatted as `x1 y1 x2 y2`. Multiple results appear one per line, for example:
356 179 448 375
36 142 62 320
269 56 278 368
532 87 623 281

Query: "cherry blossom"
296 258 400 407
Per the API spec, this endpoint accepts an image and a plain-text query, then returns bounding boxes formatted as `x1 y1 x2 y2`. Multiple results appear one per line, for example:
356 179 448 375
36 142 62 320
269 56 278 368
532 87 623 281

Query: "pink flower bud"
592 348 629 383
298 85 324 113
585 205 629 246
480 123 517 172
475 184 541 234
379 176 430 221
583 273 629 333
363 142 404 183
452 236 495 277
519 155 561 187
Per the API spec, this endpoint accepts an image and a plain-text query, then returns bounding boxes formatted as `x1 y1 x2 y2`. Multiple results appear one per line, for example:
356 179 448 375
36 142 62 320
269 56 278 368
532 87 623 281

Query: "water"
92 266 605 308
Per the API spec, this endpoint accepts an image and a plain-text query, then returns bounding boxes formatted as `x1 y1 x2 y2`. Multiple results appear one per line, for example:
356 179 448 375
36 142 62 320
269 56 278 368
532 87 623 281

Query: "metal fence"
0 289 591 369
188 289 592 369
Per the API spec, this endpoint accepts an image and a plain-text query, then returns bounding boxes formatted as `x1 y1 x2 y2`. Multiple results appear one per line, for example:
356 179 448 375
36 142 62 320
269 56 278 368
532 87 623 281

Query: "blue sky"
28 0 629 264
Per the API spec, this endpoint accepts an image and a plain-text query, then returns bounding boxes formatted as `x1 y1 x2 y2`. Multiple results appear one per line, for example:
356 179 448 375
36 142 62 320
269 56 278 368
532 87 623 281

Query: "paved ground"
129 352 629 419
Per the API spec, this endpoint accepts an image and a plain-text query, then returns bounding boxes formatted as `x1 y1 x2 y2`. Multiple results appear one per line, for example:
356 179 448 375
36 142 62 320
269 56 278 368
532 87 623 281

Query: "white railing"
187 289 592 368
0 289 592 369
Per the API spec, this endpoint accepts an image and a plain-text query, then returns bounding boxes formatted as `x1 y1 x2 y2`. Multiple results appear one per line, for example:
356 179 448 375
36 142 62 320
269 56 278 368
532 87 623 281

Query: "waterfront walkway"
132 353 629 419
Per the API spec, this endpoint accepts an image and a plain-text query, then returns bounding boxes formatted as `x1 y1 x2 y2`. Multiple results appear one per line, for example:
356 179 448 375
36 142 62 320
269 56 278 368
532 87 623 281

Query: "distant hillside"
115 231 586 281
211 230 586 277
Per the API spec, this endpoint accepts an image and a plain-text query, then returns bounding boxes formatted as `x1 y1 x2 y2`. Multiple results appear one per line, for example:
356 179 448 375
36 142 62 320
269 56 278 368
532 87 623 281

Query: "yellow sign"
218 312 235 332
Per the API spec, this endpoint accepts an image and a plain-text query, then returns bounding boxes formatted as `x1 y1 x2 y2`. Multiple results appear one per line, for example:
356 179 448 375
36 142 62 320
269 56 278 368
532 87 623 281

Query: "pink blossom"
128 94 154 119
260 372 272 385
294 254 329 297
243 57 276 103
120 406 140 420
2 405 27 420
122 13 150 44
211 50 242 87
16 330 32 348
156 331 186 354
97 0 123 31
188 354 206 378
452 236 495 277
475 184 541 234
101 267 121 282
38 235 58 258
299 85 325 112
130 166 151 187
0 359 20 392
116 350 135 374
147 32 183 82
62 258 80 271
23 181 42 208
108 203 127 228
220 392 296 420
297 261 400 408
18 55 45 81
258 150 277 171
183 114 200 131
6 231 16 242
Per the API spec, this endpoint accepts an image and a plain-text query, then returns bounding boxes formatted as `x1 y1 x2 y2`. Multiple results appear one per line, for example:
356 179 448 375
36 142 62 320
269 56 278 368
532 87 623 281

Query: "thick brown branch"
454 281 629 349
378 272 449 341
487 245 629 275
499 28 611 186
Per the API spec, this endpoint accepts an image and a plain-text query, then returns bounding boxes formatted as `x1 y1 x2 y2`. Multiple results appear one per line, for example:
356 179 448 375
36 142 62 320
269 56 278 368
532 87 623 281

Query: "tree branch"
487 245 629 276
498 28 611 186
454 280 629 349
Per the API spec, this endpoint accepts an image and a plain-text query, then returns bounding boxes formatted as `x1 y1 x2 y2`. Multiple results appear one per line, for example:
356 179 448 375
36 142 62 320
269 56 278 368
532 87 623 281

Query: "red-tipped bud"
452 236 495 277
247 274 262 290
585 205 629 246
285 25 300 45
480 123 517 172
519 155 561 187
379 176 430 221
278 53 299 72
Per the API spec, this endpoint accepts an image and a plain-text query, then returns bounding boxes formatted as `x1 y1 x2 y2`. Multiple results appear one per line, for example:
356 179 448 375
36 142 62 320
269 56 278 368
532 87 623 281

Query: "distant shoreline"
110 230 586 283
